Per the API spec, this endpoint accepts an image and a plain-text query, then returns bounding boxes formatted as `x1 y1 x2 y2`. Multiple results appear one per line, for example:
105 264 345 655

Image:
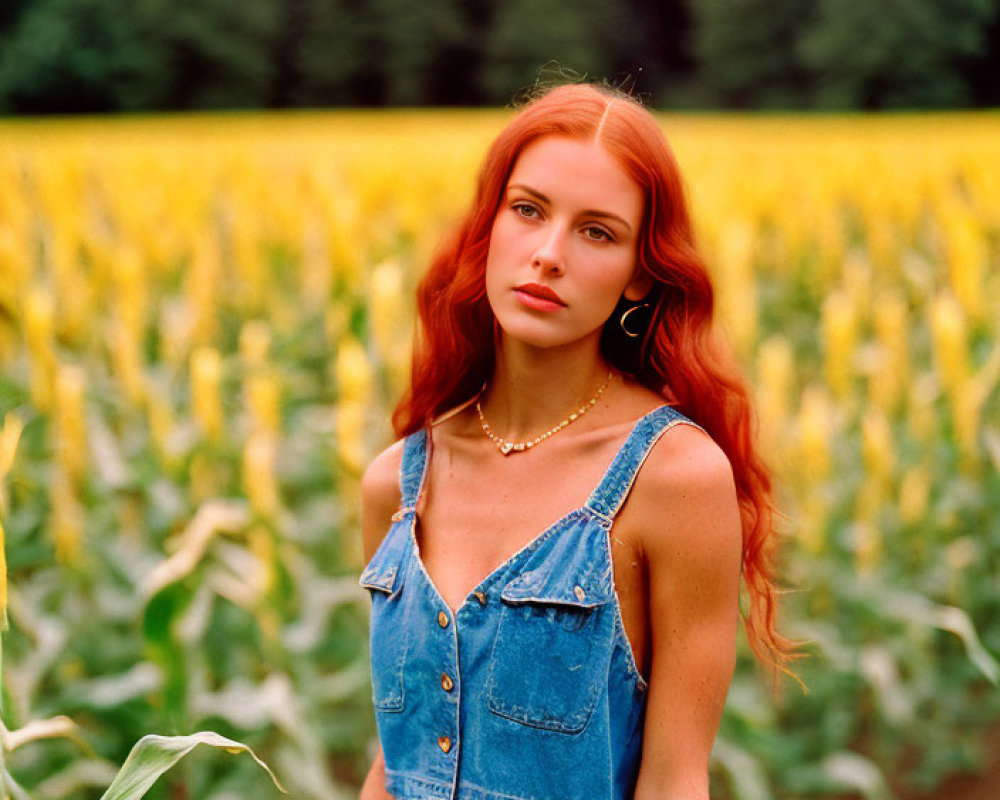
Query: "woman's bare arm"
358 442 404 800
361 441 404 563
359 741 390 800
628 425 743 800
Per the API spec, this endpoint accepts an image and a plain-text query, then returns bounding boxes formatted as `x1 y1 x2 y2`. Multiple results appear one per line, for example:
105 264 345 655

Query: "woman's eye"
512 202 539 219
584 226 612 242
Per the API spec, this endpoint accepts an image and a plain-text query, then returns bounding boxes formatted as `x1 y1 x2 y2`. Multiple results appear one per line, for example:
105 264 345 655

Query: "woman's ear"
623 269 655 302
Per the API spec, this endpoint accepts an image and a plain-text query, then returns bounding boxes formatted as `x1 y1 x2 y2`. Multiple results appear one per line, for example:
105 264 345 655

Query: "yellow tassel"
929 293 971 396
247 522 275 598
186 232 222 346
248 373 281 437
146 389 179 469
0 411 25 519
49 232 93 348
54 363 88 487
337 399 368 476
369 258 412 391
0 517 8 630
301 214 332 315
239 320 271 367
822 290 857 400
899 463 931 526
240 321 281 436
906 373 939 445
952 341 1000 467
51 464 84 566
941 202 986 321
861 407 895 492
369 258 405 362
115 245 148 350
110 316 146 408
24 286 57 413
715 219 758 356
757 335 794 462
336 337 373 404
335 337 374 475
243 430 280 520
191 346 224 443
869 290 909 413
842 252 873 327
853 516 882 574
797 385 833 482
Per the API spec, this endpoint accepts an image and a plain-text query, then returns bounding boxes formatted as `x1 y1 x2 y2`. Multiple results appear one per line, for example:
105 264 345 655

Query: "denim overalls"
360 404 700 800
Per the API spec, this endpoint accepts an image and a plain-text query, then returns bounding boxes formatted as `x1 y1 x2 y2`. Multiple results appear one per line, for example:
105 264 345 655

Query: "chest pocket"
485 566 615 734
359 528 409 713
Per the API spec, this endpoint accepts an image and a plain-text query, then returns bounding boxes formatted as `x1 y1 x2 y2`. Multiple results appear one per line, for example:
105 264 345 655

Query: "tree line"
0 0 997 114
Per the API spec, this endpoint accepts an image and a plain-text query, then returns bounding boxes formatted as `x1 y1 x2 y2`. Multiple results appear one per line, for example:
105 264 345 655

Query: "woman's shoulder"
362 438 405 502
360 439 406 559
626 417 742 561
645 420 733 490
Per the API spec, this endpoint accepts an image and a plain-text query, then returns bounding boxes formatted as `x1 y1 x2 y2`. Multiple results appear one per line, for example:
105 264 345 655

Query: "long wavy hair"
392 83 796 672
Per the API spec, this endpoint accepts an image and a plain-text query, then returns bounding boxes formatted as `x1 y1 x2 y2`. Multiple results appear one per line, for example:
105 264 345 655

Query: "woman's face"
485 135 648 352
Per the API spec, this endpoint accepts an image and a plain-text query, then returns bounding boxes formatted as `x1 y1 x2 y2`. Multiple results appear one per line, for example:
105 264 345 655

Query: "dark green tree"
798 0 997 108
0 0 32 36
624 0 696 106
135 0 281 109
479 0 636 104
1 0 998 112
0 0 166 113
292 0 376 105
963 5 1000 104
0 0 282 113
689 0 813 108
368 0 472 105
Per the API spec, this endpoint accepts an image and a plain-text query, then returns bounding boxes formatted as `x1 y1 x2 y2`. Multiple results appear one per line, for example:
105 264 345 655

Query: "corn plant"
0 110 997 799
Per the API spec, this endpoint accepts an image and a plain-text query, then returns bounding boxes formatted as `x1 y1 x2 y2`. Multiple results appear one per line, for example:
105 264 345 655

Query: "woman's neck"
481 335 613 442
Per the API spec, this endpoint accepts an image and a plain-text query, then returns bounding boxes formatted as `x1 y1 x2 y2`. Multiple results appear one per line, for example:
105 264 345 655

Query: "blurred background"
0 1 998 799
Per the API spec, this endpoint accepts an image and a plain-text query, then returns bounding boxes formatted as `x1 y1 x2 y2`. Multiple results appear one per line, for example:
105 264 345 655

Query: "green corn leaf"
881 591 1000 685
98 731 286 800
711 738 773 800
822 752 893 800
1 766 32 800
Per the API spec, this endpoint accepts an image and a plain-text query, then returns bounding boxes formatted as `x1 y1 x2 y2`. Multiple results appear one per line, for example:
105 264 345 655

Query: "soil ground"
906 725 1000 800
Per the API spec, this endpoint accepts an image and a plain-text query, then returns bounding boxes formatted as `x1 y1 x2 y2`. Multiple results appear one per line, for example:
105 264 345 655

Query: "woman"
358 83 794 800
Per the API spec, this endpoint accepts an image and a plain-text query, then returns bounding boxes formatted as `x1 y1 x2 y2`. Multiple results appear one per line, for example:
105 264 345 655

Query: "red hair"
392 83 797 672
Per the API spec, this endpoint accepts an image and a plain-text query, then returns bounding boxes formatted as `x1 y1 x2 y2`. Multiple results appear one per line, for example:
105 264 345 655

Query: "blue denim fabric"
360 404 701 800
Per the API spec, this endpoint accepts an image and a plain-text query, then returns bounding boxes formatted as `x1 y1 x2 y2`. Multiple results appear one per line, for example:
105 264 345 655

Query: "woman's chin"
494 322 602 355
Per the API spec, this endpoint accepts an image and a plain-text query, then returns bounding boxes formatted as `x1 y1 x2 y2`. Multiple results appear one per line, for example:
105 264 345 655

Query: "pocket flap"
358 526 409 595
359 562 399 594
500 566 612 609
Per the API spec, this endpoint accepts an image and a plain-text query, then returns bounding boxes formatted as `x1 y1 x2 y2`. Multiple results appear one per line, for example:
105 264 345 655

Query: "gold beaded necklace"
476 371 613 455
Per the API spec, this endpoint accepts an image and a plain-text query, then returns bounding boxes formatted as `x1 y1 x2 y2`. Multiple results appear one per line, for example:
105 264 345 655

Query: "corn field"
0 110 998 800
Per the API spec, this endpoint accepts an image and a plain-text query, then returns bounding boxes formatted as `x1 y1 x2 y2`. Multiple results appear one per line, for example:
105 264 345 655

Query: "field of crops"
0 109 998 800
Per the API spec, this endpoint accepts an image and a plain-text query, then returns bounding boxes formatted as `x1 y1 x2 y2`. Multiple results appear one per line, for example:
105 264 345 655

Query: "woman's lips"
514 283 566 311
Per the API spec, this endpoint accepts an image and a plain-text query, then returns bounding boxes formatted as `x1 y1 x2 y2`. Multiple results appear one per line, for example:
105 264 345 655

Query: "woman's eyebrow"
506 183 633 233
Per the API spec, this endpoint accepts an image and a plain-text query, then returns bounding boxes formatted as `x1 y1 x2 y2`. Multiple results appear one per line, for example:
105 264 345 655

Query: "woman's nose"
530 226 567 274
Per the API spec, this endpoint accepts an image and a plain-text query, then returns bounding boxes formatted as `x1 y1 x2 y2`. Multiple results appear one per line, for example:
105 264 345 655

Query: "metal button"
573 585 585 601
473 591 487 606
440 672 454 692
437 611 449 628
438 735 452 753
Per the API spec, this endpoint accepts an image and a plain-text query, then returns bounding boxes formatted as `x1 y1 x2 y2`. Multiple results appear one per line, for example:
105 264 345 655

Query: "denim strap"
586 405 697 520
398 429 429 512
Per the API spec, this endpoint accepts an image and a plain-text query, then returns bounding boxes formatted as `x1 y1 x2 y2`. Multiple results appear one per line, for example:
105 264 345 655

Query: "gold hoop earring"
619 303 649 338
